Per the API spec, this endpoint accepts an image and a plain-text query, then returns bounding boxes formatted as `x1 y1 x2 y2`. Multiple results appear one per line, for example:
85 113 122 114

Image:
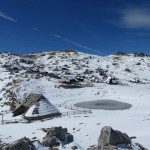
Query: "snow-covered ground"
0 51 150 149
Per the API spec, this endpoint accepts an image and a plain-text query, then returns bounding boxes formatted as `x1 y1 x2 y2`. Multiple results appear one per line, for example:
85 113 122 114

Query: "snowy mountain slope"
0 50 150 149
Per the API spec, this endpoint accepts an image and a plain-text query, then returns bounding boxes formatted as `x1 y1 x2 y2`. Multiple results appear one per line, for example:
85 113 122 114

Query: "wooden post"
2 114 4 125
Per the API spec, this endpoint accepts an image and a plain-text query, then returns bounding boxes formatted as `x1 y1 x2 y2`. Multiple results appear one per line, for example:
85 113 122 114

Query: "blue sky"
0 0 150 55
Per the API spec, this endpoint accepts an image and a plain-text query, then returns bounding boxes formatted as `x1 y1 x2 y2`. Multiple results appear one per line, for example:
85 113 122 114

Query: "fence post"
2 114 4 125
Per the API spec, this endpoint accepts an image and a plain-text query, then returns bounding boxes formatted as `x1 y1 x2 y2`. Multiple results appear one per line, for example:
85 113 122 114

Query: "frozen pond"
74 100 132 110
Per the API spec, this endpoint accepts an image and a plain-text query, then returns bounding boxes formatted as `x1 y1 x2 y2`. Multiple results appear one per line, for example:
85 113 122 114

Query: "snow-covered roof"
24 98 60 119
13 93 61 118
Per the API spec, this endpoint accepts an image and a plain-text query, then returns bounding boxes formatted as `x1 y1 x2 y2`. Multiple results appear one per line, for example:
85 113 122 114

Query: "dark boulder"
47 127 66 141
97 126 131 149
42 126 74 148
43 136 57 147
66 134 74 143
135 143 148 150
89 126 148 150
1 137 34 150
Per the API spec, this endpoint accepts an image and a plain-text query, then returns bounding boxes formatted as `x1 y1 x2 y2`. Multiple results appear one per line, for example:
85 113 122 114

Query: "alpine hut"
12 93 61 120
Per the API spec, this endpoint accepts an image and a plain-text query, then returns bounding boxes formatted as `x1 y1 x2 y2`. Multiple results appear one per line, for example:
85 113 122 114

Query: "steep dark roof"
23 93 44 107
12 93 44 116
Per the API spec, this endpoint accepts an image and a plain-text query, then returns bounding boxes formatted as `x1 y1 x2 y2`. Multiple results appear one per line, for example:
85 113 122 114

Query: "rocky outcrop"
0 126 148 150
1 137 34 150
0 127 74 150
66 134 74 143
89 126 148 150
113 52 150 57
98 126 131 150
135 143 148 150
42 126 74 148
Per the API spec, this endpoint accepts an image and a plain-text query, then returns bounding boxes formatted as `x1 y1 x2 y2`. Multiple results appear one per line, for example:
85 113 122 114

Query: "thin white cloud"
54 34 101 54
136 32 150 36
126 31 150 36
63 38 97 52
111 6 150 30
54 34 63 39
0 11 18 23
33 27 39 31
121 8 150 29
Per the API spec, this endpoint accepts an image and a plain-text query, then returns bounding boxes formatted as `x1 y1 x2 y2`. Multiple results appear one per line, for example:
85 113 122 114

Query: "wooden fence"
55 104 92 112
0 119 27 125
0 104 92 125
61 110 92 116
55 104 92 116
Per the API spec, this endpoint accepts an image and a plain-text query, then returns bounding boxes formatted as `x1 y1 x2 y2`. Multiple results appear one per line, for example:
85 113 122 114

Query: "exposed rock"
97 126 131 149
113 52 150 57
84 69 94 74
136 62 141 65
59 84 83 89
130 136 136 139
66 134 74 143
1 137 34 150
105 76 118 85
51 148 59 150
71 145 78 150
50 127 65 141
62 128 68 134
42 126 74 148
135 143 148 150
105 77 113 84
41 128 51 133
129 78 140 83
43 136 57 147
113 52 127 56
125 68 131 72
89 126 148 150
